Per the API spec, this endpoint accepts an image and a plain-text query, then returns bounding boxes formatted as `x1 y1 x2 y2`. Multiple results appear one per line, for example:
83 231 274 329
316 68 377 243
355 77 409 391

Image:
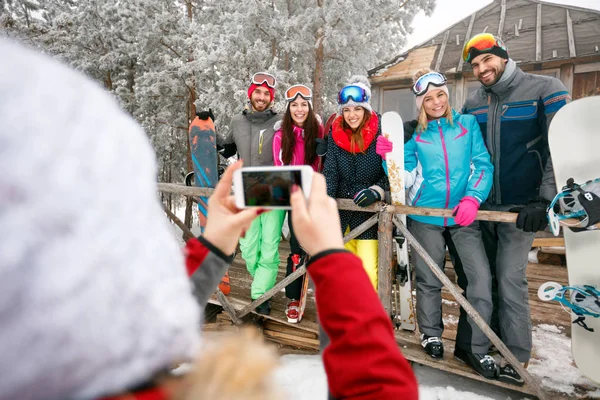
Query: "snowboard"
188 116 218 232
382 111 416 331
547 96 600 383
188 116 230 295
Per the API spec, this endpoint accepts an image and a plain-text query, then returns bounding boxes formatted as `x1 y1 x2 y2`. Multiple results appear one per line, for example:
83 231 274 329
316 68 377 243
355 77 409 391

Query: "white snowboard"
548 96 600 383
382 111 416 331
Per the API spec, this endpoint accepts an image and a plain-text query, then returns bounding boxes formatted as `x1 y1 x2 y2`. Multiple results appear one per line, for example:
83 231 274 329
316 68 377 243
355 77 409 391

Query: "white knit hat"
0 38 200 400
337 75 373 114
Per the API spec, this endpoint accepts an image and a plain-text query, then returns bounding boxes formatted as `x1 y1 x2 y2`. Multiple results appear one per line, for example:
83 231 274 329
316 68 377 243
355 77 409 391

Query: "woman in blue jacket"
377 69 498 380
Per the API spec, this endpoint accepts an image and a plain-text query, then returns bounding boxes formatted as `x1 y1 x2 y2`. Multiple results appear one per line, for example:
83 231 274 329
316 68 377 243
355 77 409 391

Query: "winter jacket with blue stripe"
462 66 571 205
405 110 493 226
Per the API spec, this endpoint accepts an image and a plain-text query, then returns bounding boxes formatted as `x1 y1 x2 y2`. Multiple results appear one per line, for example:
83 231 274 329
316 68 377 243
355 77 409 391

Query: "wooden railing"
158 182 575 399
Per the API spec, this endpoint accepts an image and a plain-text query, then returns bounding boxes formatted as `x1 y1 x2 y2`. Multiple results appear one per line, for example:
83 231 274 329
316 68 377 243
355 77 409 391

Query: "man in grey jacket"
201 72 284 315
461 33 571 385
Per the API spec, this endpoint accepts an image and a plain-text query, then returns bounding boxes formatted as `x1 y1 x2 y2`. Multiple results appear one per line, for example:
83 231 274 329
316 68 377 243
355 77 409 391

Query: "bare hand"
290 173 344 256
202 160 261 254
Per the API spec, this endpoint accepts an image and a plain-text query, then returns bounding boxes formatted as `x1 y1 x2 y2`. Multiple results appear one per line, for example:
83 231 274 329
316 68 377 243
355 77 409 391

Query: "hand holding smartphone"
233 166 313 210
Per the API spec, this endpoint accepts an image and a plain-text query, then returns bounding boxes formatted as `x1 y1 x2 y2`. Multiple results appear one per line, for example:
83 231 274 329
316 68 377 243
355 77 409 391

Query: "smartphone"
233 166 313 210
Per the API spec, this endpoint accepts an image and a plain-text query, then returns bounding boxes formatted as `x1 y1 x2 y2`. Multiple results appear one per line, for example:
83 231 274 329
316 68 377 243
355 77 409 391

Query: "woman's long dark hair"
281 101 319 165
341 107 372 153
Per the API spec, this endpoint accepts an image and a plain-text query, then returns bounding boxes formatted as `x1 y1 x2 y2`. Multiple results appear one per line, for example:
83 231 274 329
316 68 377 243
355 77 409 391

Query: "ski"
382 111 416 331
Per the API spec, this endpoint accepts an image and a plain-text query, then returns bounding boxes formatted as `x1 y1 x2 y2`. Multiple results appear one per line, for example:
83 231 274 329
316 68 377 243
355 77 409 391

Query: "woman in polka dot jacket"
322 75 389 290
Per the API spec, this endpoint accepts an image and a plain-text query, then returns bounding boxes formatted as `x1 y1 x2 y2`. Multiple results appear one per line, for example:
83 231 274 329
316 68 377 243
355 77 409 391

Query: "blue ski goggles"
411 72 447 96
338 85 370 105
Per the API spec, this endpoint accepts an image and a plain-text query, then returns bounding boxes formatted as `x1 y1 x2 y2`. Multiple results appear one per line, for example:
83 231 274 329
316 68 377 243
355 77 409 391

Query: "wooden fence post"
394 219 547 400
377 208 394 315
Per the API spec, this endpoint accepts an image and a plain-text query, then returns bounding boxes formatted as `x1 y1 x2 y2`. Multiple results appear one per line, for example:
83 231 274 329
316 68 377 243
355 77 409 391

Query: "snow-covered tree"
2 0 435 187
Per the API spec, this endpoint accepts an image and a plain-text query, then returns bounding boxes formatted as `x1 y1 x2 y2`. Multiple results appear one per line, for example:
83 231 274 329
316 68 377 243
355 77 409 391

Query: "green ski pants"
238 210 285 299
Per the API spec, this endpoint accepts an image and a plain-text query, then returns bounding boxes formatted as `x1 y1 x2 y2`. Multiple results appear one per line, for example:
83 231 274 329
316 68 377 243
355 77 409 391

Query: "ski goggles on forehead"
251 72 277 88
285 84 313 101
411 72 447 96
462 33 507 63
338 85 369 105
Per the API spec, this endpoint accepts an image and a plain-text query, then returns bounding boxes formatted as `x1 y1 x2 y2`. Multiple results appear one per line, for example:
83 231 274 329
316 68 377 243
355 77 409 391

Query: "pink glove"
452 196 480 227
376 135 393 160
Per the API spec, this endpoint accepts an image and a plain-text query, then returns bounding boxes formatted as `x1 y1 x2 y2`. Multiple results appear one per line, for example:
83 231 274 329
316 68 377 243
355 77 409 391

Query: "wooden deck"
206 240 598 399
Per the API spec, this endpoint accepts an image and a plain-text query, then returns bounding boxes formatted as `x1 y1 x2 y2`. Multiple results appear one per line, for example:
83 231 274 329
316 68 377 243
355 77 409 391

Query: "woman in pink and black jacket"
272 84 326 323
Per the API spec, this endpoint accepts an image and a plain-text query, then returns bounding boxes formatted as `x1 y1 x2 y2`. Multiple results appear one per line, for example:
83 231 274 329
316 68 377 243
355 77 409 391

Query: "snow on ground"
169 207 600 398
276 354 512 400
442 298 457 306
529 324 600 396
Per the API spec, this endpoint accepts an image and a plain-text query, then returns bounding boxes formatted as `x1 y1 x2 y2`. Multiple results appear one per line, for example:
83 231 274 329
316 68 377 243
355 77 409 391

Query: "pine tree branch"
160 38 183 58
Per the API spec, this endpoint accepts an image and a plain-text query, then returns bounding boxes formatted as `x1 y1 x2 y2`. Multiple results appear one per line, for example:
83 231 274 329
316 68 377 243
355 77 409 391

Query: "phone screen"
242 170 303 207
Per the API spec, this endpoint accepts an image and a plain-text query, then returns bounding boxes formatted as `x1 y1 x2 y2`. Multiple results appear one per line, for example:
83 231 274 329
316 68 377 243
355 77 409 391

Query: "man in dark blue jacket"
462 33 571 385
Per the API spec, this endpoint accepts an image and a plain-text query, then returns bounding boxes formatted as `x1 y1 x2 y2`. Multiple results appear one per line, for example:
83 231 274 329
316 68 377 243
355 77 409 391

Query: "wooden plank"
208 294 320 335
395 221 547 399
566 10 576 58
157 182 214 197
202 321 238 332
263 329 320 348
216 289 242 325
583 71 599 98
531 237 565 247
574 62 600 74
236 264 307 319
343 214 379 243
498 0 507 37
378 211 394 315
458 12 477 72
560 63 574 93
394 332 537 396
263 320 318 339
536 4 542 62
435 31 451 71
541 246 566 255
572 71 588 100
163 205 194 241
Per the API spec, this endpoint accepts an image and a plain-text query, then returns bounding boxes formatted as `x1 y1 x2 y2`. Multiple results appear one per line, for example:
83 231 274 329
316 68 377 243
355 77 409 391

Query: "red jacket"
308 250 419 400
103 241 418 400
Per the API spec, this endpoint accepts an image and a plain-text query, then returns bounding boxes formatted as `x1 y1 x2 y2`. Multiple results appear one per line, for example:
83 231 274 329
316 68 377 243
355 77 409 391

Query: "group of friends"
0 32 571 400
201 32 572 385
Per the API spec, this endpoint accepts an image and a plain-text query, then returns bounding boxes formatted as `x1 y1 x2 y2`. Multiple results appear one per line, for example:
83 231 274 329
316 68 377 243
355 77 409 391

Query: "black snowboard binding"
547 177 600 235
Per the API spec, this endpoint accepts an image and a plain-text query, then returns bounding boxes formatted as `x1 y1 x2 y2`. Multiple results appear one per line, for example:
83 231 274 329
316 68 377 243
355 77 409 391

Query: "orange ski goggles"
462 33 508 63
285 84 313 101
251 72 277 88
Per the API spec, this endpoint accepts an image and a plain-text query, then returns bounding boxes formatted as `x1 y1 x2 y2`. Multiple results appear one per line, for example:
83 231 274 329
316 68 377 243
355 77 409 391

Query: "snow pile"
275 355 496 400
419 386 493 400
443 314 459 326
275 355 328 399
529 324 599 396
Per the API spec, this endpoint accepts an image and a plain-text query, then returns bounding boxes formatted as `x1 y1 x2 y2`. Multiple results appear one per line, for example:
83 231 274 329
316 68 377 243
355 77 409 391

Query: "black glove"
509 197 550 232
353 188 381 207
403 120 418 144
217 143 237 158
315 137 328 157
196 108 215 121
